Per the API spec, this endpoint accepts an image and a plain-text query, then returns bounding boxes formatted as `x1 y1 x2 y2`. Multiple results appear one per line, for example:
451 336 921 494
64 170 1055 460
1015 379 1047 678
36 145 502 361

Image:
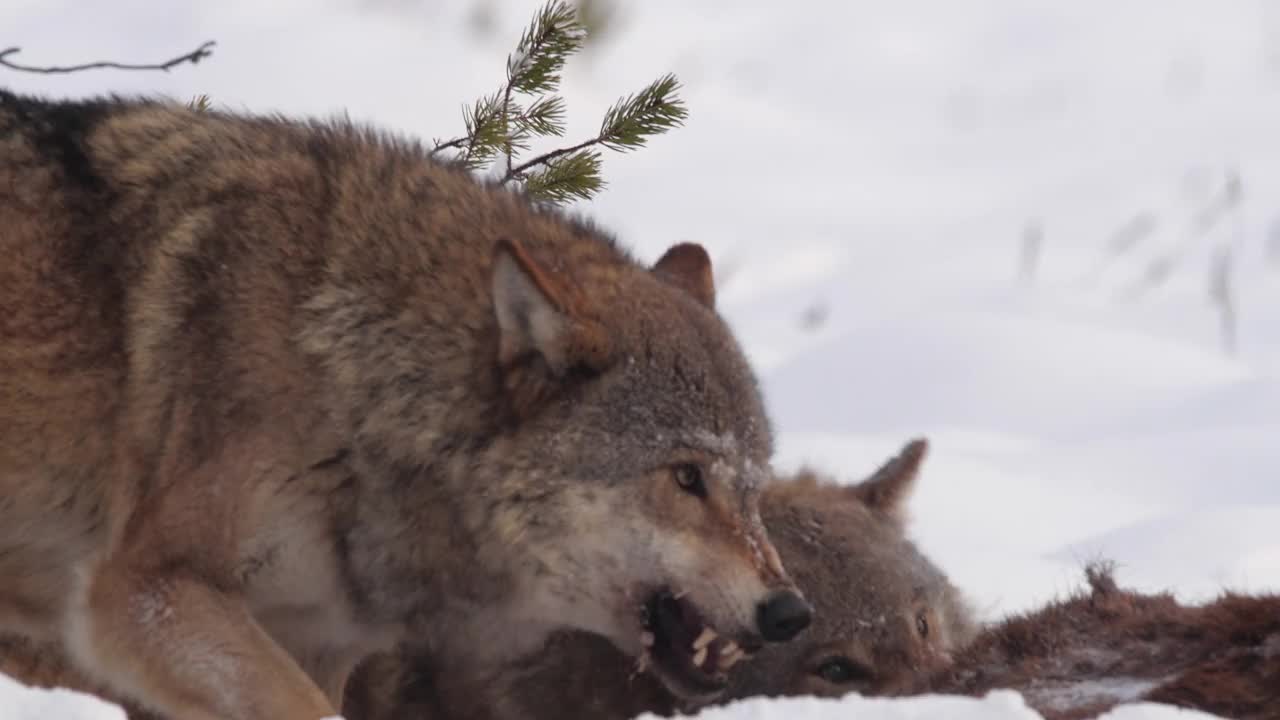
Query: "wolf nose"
756 589 813 643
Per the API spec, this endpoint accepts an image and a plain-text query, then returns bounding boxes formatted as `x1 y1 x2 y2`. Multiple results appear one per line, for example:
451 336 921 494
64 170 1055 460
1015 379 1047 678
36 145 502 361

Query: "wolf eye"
814 656 871 685
672 463 706 498
916 612 930 639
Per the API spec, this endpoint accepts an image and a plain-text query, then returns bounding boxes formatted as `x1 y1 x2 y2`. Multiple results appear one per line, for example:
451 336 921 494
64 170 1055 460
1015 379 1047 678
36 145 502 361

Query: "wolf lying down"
0 439 976 719
0 89 810 720
342 438 977 720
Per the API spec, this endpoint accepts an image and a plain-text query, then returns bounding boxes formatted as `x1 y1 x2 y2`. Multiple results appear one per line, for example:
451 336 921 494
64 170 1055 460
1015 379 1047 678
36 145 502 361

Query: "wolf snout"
756 589 812 643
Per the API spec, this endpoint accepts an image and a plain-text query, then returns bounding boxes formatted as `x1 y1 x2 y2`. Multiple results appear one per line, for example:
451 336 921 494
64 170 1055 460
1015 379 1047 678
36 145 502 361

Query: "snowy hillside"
2 0 1278 718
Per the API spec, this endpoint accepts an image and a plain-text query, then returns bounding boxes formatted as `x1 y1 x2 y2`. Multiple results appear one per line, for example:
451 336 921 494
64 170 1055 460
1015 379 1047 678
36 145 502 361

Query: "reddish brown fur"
922 565 1280 720
652 243 716 309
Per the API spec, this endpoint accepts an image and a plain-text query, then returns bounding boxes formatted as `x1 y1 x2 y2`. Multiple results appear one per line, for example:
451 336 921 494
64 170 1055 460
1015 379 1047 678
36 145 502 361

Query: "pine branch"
505 73 687 182
430 136 471 156
598 73 688 152
506 137 600 181
501 0 583 175
0 41 215 74
501 82 518 177
460 91 507 170
506 1 585 96
436 1 688 205
522 149 604 204
515 95 567 137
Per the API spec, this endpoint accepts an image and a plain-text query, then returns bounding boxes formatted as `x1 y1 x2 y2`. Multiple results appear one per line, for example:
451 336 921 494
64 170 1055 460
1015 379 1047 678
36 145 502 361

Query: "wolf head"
339 438 974 720
303 179 809 700
482 238 811 700
724 439 977 699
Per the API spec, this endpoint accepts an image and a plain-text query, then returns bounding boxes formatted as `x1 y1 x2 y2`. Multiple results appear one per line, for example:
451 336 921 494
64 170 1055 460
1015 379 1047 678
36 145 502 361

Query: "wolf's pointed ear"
847 438 929 526
653 242 715 309
491 238 611 377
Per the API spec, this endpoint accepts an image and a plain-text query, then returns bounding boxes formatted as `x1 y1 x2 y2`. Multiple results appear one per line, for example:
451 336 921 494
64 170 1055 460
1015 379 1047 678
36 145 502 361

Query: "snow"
507 48 531 78
636 691 1225 720
0 676 1223 717
0 679 1223 720
1 0 1277 718
0 671 125 720
1028 678 1165 716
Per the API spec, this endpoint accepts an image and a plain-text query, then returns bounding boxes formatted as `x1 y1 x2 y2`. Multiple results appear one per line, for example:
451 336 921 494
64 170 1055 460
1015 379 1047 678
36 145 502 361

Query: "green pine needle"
598 73 688 152
516 95 568 137
507 0 585 96
523 149 605 203
461 90 507 169
437 1 689 205
187 94 212 113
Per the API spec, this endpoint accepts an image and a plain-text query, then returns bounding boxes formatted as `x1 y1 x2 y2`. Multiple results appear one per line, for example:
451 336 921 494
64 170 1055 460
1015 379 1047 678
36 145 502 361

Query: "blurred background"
5 0 1279 620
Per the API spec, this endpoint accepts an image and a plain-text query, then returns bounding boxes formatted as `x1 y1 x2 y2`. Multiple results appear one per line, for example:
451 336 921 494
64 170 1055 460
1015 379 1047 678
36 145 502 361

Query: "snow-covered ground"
0 672 125 720
3 0 1278 718
0 677 1232 720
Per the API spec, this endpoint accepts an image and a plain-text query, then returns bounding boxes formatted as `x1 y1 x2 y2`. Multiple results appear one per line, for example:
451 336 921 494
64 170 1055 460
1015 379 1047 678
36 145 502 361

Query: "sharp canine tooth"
719 640 739 656
693 646 708 667
641 632 655 647
693 627 717 650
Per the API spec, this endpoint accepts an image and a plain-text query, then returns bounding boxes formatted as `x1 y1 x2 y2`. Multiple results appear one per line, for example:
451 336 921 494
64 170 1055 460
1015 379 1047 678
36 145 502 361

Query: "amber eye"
916 612 930 639
814 657 871 685
673 463 706 498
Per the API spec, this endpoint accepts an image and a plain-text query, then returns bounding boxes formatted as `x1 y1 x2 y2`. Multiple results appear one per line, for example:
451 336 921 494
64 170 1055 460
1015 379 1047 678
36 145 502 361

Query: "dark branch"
501 81 517 176
0 40 215 75
506 136 601 181
430 136 471 156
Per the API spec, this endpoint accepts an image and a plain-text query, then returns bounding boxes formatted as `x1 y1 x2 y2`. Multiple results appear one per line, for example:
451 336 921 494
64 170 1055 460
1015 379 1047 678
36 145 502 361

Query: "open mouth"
637 589 758 699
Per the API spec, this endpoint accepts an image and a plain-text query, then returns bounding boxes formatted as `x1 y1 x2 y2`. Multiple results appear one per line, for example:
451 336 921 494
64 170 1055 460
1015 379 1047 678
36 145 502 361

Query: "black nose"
756 589 813 642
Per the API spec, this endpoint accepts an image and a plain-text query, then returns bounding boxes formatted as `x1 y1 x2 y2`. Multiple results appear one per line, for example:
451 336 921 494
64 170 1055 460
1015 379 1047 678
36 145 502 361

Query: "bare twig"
0 41 215 74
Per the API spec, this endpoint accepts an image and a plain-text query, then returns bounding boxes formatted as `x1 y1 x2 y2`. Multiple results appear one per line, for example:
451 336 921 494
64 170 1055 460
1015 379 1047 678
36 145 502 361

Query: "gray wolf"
0 89 809 720
341 438 977 719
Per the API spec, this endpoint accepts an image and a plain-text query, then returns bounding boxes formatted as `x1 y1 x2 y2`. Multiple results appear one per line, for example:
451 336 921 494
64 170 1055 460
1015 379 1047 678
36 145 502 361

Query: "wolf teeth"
692 627 717 651
719 648 745 669
693 646 708 667
717 640 745 670
640 631 655 648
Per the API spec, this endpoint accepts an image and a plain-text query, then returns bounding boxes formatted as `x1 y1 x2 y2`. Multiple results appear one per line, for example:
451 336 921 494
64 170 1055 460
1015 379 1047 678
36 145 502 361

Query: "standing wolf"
0 90 810 720
342 438 977 720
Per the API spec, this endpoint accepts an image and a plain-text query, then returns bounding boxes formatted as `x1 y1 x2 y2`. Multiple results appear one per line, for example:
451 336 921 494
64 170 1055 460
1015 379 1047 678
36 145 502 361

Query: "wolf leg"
70 562 338 720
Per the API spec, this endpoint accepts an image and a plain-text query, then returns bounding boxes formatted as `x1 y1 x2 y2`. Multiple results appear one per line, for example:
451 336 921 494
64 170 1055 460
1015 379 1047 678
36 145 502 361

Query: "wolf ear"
653 242 715 309
491 238 610 377
847 438 928 526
